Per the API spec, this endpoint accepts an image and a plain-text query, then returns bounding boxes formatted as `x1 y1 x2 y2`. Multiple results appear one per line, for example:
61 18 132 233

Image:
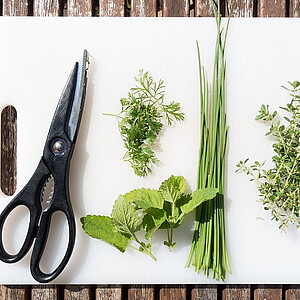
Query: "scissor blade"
67 49 89 143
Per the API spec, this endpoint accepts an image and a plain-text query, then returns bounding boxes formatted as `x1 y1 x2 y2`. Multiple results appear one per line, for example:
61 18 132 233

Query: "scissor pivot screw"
51 138 67 155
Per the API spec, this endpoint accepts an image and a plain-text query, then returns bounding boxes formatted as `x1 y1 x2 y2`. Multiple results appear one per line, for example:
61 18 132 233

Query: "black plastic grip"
30 203 75 283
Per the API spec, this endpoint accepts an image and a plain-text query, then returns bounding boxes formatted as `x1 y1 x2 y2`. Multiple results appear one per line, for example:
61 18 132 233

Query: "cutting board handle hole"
1 105 17 196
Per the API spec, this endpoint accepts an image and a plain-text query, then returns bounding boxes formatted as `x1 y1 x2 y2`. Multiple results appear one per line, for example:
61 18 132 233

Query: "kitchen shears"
0 50 89 283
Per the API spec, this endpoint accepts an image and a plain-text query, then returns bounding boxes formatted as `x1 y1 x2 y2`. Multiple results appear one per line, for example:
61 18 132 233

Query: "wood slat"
285 285 300 300
67 0 92 15
96 286 122 300
290 0 300 17
162 0 189 16
98 0 124 16
31 285 59 300
131 0 156 16
226 0 254 17
191 285 218 300
2 0 28 15
64 285 93 299
0 286 30 300
34 0 60 16
254 285 283 300
222 285 251 300
1 105 17 196
160 285 187 300
257 0 286 17
196 0 214 16
128 285 155 300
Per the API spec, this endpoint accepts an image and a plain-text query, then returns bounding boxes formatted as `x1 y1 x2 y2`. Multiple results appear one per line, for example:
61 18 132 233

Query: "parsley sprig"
237 81 300 231
105 70 185 177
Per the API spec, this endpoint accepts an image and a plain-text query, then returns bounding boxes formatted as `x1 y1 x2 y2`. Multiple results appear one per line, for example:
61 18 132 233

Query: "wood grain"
128 285 155 300
223 285 251 300
191 285 218 300
226 0 254 17
160 285 187 300
196 0 214 16
67 0 92 15
162 0 189 16
31 285 59 300
285 285 300 300
290 0 300 17
254 285 283 300
98 0 124 16
257 0 287 17
0 286 30 300
96 286 122 300
1 105 17 196
34 0 60 16
2 0 28 15
131 0 156 16
64 285 93 299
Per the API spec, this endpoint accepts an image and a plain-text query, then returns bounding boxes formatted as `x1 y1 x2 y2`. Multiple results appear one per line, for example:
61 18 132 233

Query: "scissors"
0 50 89 283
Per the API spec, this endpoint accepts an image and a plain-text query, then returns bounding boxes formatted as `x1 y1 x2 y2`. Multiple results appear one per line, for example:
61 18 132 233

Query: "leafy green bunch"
81 175 217 260
236 81 300 230
105 70 185 177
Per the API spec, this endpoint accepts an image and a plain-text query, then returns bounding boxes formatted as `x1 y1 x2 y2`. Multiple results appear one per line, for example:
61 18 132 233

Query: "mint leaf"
111 195 142 237
143 208 166 240
159 175 186 203
80 215 129 252
124 188 164 210
180 188 218 214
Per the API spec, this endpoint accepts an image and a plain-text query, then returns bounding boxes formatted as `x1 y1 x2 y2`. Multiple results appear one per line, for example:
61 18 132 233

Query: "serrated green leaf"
159 175 186 203
111 195 142 237
80 215 129 252
124 188 164 210
180 188 218 214
143 208 166 240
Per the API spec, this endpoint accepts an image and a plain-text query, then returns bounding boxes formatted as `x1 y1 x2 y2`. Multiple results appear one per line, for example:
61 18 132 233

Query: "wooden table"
0 0 299 299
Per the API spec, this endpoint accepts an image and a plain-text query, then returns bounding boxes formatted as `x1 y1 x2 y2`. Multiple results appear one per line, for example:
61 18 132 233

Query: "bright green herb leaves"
237 81 300 231
81 175 218 259
105 70 185 177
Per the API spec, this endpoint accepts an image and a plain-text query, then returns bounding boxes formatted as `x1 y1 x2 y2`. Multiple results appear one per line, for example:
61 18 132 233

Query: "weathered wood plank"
96 286 122 300
98 0 124 16
128 285 155 300
160 285 187 300
131 0 156 16
290 0 300 17
64 285 93 299
1 105 17 196
31 285 59 300
67 0 92 15
226 0 254 17
285 285 300 300
196 0 214 16
254 285 282 300
162 0 189 16
0 286 30 300
223 285 251 300
257 0 286 17
191 285 218 300
34 0 60 16
2 0 28 15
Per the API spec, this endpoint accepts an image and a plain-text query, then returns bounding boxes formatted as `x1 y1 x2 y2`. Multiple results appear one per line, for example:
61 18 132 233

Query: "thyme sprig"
106 70 184 177
237 81 300 231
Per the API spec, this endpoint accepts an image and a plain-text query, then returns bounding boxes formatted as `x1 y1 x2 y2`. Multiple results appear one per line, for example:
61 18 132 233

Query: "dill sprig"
106 70 184 177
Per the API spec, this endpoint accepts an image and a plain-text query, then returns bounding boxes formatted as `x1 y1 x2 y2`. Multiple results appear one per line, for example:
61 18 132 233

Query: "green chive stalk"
186 0 233 281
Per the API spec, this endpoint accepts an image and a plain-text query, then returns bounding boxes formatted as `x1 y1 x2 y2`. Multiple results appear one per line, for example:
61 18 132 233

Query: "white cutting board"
0 17 299 284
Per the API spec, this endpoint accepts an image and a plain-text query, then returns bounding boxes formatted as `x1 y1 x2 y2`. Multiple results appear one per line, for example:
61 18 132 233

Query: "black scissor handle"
30 185 75 283
0 158 50 263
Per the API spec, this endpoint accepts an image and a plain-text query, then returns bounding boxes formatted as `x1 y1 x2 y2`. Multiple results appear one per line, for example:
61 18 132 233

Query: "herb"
236 81 300 231
186 0 232 281
105 70 185 177
81 175 217 259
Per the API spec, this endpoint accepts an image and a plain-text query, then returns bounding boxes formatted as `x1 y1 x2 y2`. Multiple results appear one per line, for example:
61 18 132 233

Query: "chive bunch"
186 0 232 281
